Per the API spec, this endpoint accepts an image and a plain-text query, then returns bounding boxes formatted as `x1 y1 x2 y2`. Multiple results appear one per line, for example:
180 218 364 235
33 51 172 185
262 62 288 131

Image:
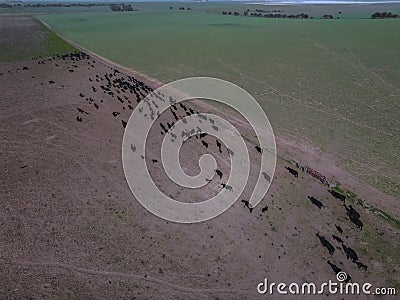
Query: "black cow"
316 233 335 255
202 140 208 149
355 261 368 271
171 111 179 121
335 224 343 235
327 261 352 283
308 196 324 209
241 200 253 213
262 205 269 213
352 218 363 230
285 166 298 178
332 234 343 244
112 111 120 117
179 102 187 110
262 172 271 182
199 133 207 139
215 169 222 179
344 205 363 230
329 190 346 202
347 205 360 219
121 120 127 128
221 183 232 191
327 260 341 274
216 140 222 153
342 244 358 262
255 145 263 153
76 116 82 122
160 123 168 133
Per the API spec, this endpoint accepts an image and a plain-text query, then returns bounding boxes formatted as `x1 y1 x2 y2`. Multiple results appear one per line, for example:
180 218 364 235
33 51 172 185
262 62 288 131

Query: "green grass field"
0 16 76 62
34 3 400 196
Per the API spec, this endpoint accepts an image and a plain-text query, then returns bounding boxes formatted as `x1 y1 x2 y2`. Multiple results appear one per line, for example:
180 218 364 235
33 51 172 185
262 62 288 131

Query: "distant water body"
247 0 400 4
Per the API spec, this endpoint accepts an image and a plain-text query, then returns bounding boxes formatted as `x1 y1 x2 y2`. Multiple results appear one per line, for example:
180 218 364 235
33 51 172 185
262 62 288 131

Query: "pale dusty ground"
0 17 399 300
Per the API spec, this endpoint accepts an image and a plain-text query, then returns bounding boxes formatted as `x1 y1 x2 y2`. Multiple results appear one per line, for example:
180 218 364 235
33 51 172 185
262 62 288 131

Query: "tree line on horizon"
0 3 108 8
222 10 400 20
371 11 399 18
222 11 311 19
110 4 138 12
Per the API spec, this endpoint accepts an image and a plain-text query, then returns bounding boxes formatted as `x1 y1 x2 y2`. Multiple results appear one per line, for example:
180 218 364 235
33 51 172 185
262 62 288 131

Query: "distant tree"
110 4 134 12
371 12 381 18
371 11 398 18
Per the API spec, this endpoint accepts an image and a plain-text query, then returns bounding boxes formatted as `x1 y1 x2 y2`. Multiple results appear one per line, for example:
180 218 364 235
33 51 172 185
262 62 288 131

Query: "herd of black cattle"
284 164 368 282
74 50 368 282
27 51 369 283
66 51 272 195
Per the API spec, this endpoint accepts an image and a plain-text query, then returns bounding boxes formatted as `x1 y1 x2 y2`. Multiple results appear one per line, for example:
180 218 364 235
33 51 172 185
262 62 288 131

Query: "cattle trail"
0 259 254 296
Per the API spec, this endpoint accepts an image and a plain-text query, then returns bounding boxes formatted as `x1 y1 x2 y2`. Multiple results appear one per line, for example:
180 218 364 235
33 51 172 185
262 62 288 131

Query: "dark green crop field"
35 3 400 196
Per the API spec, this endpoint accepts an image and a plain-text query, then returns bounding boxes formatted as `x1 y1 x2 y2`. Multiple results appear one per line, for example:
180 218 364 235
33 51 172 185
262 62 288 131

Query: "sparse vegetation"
44 26 77 56
0 16 76 62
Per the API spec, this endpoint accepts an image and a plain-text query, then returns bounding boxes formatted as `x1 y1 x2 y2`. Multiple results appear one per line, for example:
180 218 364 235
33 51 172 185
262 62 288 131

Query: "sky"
14 0 400 2
15 0 400 3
